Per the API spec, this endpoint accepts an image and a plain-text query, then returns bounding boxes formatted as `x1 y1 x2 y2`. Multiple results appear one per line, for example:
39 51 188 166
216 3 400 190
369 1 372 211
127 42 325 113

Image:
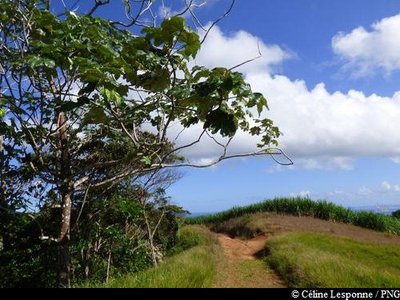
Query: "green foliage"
168 225 208 255
87 225 220 288
0 211 58 288
70 186 184 284
392 209 400 219
2 4 278 150
0 0 280 288
267 232 400 287
187 198 400 235
143 16 200 59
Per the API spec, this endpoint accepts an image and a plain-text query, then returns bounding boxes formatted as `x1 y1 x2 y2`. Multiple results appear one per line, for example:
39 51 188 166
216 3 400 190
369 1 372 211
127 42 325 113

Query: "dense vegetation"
0 0 280 287
87 225 221 288
267 232 400 287
187 198 400 235
0 182 187 287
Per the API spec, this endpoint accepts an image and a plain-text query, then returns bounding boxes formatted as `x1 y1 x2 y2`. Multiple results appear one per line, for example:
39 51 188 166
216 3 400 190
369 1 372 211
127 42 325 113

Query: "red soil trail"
215 233 286 288
213 214 400 288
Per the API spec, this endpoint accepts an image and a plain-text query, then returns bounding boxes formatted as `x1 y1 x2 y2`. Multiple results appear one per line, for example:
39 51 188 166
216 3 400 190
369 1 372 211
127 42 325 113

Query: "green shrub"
88 225 220 288
168 225 209 255
392 210 400 219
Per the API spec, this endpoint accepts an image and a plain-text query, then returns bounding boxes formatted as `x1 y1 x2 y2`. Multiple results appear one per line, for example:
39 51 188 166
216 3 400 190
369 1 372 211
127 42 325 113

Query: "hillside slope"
210 212 400 287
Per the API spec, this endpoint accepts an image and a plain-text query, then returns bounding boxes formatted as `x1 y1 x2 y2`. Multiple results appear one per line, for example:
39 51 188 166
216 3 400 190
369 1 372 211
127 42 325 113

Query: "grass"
187 197 400 235
266 232 400 288
87 225 222 288
212 213 271 239
232 260 282 288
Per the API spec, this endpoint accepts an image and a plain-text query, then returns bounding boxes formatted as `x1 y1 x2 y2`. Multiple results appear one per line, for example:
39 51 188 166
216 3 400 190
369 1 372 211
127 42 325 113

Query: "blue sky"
164 0 400 212
52 1 400 213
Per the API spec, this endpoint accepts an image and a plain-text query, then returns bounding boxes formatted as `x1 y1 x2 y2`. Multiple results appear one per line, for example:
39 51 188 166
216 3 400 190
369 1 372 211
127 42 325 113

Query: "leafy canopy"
0 1 280 171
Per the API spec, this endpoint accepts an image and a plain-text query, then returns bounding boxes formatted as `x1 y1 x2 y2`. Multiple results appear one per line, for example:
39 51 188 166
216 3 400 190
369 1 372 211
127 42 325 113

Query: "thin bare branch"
200 0 236 44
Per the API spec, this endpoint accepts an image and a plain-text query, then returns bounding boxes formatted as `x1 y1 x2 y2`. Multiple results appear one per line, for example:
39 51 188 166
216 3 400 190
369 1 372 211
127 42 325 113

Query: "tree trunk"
143 211 158 266
0 137 10 252
106 250 112 284
57 111 73 288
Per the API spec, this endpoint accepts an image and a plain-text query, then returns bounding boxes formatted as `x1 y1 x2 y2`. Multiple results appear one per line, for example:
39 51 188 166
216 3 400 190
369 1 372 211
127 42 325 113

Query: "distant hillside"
186 197 400 235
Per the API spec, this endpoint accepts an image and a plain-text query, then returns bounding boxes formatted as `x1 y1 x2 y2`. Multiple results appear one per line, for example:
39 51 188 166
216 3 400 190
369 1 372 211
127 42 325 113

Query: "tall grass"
186 197 400 235
267 232 400 287
87 225 221 288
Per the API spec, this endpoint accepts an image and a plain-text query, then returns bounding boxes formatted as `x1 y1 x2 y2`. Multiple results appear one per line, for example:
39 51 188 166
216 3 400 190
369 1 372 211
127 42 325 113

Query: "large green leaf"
83 106 108 124
27 56 55 69
204 108 238 137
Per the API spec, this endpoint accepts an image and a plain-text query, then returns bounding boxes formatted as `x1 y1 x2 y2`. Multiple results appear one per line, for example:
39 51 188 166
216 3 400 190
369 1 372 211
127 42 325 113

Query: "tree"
0 0 285 287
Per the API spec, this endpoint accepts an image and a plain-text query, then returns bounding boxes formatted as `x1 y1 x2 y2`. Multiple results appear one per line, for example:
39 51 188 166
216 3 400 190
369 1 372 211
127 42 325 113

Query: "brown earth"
215 233 286 288
251 214 400 246
213 214 400 288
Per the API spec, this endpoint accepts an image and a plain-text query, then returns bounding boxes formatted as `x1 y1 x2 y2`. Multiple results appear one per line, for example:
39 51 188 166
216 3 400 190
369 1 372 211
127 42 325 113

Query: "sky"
163 0 400 213
52 0 400 213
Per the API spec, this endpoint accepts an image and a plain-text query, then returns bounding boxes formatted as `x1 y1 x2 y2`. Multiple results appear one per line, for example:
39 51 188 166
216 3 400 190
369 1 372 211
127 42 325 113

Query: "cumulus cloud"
171 24 400 170
332 14 400 77
358 187 372 196
247 73 400 161
195 25 292 73
268 156 354 173
390 157 400 164
381 181 400 192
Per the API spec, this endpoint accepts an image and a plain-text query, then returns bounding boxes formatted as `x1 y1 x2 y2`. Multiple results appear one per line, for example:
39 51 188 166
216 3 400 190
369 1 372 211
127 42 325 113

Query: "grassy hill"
267 232 400 287
88 198 400 288
187 197 400 235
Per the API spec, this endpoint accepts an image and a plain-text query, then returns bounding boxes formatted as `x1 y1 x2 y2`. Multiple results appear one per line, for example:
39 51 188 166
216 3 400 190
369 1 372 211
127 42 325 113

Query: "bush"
392 209 400 219
88 225 220 288
168 225 211 255
0 213 58 288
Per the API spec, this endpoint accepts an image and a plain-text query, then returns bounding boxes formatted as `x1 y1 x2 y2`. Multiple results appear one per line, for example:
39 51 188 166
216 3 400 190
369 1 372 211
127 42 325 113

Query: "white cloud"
390 157 400 164
381 181 400 192
268 156 354 172
169 25 400 170
326 190 347 197
332 14 400 77
358 186 372 196
246 73 400 165
195 25 292 74
382 181 391 191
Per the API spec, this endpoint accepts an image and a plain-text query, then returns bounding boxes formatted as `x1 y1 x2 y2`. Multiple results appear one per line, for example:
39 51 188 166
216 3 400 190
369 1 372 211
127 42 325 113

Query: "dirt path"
212 213 400 288
214 233 286 288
